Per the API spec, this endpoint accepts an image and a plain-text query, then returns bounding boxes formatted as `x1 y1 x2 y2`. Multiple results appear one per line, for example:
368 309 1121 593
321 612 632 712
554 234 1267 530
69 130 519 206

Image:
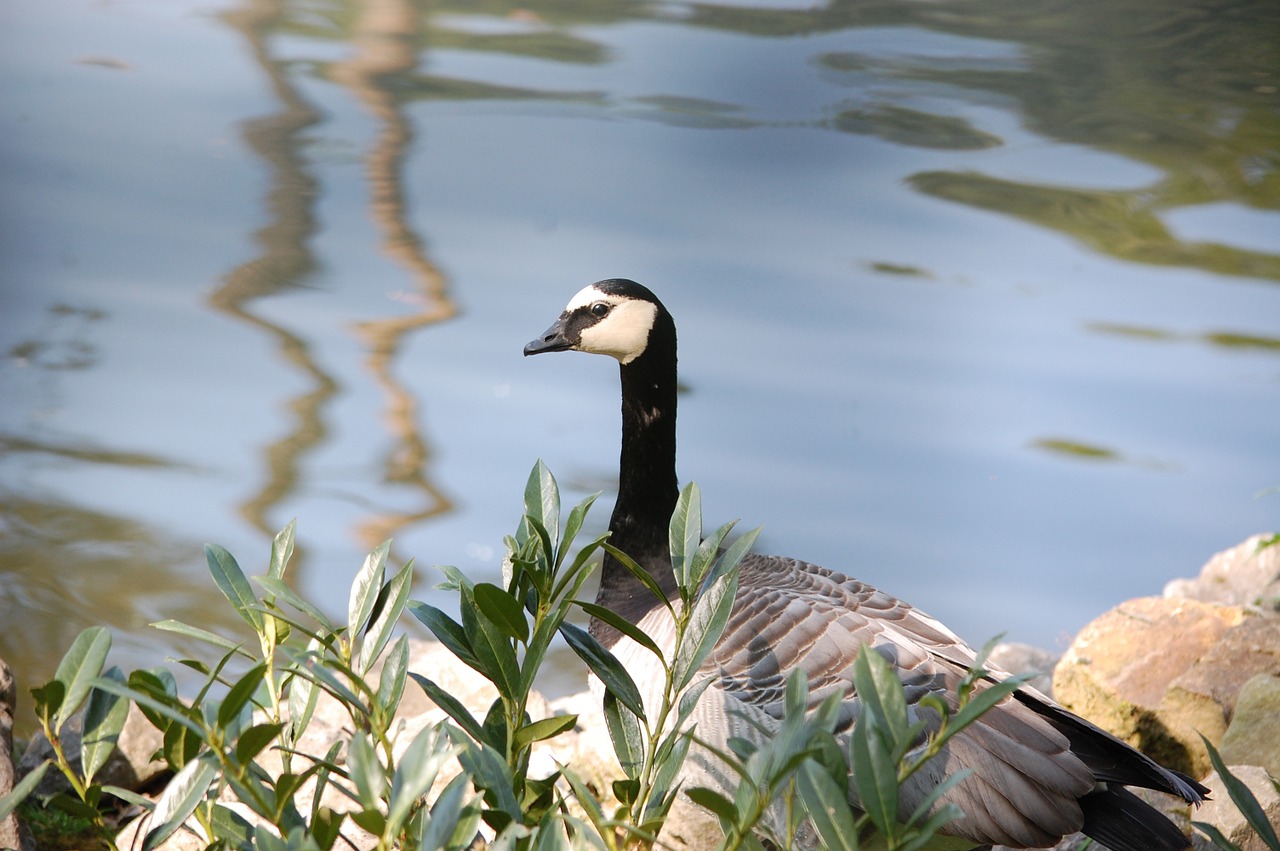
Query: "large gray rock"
1053 596 1249 777
1191 765 1280 851
1219 674 1280 781
1166 535 1280 614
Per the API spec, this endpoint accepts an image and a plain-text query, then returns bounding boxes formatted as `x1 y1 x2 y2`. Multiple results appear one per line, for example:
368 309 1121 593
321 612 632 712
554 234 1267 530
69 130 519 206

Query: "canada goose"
524 279 1207 850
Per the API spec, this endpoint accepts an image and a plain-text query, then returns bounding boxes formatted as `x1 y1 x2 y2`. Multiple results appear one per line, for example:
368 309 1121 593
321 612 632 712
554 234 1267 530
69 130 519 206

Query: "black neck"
595 317 680 631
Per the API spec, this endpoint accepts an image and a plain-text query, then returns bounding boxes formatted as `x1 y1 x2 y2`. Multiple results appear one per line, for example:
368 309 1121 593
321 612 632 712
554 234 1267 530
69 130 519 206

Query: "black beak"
523 316 575 356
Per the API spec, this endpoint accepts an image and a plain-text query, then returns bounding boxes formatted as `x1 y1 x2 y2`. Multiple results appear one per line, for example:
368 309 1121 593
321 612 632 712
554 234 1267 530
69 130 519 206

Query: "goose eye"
590 302 610 317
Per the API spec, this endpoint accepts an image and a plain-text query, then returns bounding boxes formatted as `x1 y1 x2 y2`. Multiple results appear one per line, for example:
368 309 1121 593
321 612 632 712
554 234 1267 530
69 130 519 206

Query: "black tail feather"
1080 785 1191 851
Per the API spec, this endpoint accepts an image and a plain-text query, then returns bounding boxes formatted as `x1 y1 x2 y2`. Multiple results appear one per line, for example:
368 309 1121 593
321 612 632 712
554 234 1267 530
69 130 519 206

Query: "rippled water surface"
2 0 1278 730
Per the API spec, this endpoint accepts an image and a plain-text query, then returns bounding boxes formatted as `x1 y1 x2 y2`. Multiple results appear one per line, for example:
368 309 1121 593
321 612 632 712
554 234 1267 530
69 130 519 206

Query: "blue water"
2 0 1277 722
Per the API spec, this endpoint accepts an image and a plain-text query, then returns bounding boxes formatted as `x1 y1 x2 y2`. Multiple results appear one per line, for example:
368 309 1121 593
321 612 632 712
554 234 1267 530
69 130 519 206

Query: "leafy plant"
2 461 1038 851
1195 735 1280 851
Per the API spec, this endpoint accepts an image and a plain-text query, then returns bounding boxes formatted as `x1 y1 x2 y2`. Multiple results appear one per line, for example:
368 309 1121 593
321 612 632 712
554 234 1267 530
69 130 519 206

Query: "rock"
988 641 1059 697
1 657 36 851
1191 765 1280 851
16 702 167 797
1220 674 1280 780
1166 535 1280 614
1053 596 1248 777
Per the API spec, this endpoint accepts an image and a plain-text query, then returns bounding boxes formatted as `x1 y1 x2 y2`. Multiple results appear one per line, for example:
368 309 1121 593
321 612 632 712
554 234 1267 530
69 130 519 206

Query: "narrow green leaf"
144 753 218 850
457 740 521 821
252 576 336 632
850 693 899 836
347 733 386 812
375 635 410 717
420 773 471 851
52 625 112 729
575 602 663 658
851 647 909 753
98 784 152 809
287 637 322 743
82 665 130 784
559 621 646 720
796 759 859 851
1193 820 1245 851
234 722 285 765
673 568 738 690
900 802 966 851
460 589 522 700
210 803 256 849
686 786 738 825
409 673 486 744
312 807 346 851
150 619 248 655
525 460 561 553
0 761 49 820
207 544 263 632
268 520 297 581
217 662 267 728
688 519 736 591
389 725 455 833
669 482 702 589
1200 734 1280 848
603 690 645 780
348 540 390 637
557 492 600 567
474 582 530 644
357 560 413 674
602 543 673 608
945 674 1031 744
513 714 579 751
407 600 480 672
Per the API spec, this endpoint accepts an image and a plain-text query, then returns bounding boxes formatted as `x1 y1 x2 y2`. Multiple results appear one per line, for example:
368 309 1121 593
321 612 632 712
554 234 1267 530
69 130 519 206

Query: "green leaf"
210 803 256 849
312 807 346 851
558 492 601 567
52 625 112 729
457 740 521 822
407 601 480 672
82 665 130 784
460 586 522 701
347 733 386 812
252 576 336 633
669 482 702 590
150 619 248 655
602 543 673 609
1200 734 1280 849
851 647 909 754
474 582 530 645
287 638 323 743
388 726 453 833
234 722 285 765
603 690 645 780
375 635 409 717
144 753 218 850
0 761 49 820
268 520 297 581
348 540 390 638
1193 820 1246 851
686 786 738 825
672 568 738 690
217 662 268 728
409 673 487 744
796 759 860 851
513 714 580 751
559 621 646 720
850 670 900 837
207 543 263 632
575 601 663 658
525 460 561 553
420 773 471 851
358 560 413 674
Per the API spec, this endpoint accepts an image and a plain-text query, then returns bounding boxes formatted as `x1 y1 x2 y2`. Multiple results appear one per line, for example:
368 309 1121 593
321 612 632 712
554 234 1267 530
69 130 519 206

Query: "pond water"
2 0 1278 733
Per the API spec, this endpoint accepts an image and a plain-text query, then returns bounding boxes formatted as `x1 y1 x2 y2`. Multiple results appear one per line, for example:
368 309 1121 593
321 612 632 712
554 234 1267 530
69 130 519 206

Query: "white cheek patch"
579 299 658 364
565 284 608 312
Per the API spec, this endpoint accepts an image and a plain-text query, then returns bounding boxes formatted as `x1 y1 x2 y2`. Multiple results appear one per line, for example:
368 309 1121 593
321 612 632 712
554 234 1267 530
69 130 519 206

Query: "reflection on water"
1 0 1277 737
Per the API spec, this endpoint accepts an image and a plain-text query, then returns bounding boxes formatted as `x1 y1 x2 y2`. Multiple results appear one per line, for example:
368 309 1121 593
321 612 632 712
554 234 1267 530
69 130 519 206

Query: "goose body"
524 279 1206 850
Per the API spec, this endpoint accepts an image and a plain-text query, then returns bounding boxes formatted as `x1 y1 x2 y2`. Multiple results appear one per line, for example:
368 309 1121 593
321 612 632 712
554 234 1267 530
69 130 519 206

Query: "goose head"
523 279 666 365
